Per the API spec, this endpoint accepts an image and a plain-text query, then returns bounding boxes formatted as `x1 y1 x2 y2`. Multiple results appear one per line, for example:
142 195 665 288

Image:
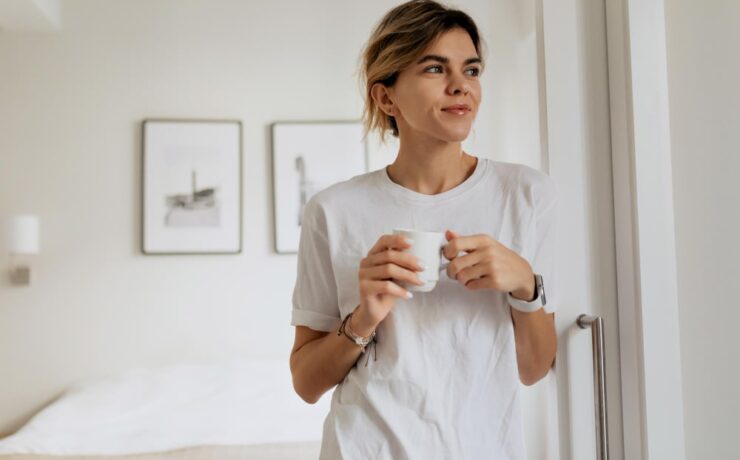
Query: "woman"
289 1 558 458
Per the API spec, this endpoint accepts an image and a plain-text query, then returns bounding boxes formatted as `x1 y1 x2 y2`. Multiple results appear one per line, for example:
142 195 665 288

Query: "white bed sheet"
0 358 331 456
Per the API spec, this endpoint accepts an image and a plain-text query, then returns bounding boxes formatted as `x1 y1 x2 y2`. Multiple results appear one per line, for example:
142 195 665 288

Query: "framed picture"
271 120 368 254
141 119 242 254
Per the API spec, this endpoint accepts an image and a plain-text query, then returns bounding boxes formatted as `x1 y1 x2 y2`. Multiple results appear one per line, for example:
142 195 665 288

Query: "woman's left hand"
442 229 535 300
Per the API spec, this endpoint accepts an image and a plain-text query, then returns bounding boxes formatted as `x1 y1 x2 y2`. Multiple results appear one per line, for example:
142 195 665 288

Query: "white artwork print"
163 144 221 228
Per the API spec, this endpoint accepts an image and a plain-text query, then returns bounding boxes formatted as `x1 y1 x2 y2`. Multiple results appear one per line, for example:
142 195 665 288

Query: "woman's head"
360 0 486 143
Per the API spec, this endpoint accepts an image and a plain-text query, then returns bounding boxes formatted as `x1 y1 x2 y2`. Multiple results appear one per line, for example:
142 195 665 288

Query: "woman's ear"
370 82 395 116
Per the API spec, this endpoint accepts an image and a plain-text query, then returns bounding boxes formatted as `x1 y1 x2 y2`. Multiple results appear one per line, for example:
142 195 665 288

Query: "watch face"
536 275 546 305
540 287 546 306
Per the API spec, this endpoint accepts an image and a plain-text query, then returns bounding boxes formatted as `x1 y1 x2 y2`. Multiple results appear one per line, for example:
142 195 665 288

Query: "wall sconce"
6 215 40 285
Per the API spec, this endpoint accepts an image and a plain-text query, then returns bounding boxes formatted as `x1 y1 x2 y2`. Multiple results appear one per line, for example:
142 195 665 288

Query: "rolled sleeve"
291 198 342 332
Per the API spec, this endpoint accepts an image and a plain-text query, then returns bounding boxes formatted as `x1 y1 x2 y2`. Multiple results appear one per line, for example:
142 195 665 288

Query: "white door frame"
539 0 623 457
540 0 686 457
605 0 686 458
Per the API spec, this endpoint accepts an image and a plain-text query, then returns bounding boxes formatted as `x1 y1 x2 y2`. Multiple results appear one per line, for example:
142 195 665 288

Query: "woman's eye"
424 65 480 76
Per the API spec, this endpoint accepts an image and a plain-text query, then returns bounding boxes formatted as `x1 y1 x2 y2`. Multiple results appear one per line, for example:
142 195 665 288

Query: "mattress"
0 358 330 459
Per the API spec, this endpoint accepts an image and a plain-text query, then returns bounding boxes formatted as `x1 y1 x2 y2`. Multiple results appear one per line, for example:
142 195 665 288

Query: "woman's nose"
447 76 470 96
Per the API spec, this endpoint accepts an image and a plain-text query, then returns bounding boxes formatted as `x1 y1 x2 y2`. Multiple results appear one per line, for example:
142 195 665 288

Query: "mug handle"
439 245 450 272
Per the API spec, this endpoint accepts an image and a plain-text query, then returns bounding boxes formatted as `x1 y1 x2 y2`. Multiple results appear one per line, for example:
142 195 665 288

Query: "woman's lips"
442 108 471 115
441 104 471 115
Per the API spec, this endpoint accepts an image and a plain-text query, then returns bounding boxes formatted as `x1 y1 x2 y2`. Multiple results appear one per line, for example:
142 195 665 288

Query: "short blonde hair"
359 0 486 142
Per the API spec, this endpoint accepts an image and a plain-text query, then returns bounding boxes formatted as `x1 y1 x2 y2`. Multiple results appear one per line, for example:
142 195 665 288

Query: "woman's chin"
437 127 471 143
403 123 472 143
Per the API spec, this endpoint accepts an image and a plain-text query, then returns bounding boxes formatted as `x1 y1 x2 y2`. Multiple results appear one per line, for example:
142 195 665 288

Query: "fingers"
362 234 422 284
455 264 489 286
445 248 488 279
361 248 425 272
359 263 424 287
368 234 412 256
443 233 489 260
359 279 413 300
358 234 420 303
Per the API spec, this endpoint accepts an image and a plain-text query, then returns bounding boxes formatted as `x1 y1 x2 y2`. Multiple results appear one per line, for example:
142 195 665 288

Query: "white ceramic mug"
392 228 450 292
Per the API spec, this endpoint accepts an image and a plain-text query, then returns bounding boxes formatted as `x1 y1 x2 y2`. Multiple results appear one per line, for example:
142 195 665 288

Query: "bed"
0 358 329 459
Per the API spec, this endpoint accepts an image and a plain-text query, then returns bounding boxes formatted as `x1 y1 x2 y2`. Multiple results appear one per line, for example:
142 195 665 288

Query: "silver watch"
507 273 546 313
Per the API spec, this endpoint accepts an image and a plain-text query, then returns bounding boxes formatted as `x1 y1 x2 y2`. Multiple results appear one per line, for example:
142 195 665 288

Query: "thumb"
445 229 459 241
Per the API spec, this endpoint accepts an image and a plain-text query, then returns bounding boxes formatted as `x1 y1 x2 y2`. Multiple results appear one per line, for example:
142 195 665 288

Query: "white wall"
0 0 545 435
664 1 740 458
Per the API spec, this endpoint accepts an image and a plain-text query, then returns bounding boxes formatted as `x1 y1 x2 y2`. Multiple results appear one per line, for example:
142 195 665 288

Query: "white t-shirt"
291 157 559 460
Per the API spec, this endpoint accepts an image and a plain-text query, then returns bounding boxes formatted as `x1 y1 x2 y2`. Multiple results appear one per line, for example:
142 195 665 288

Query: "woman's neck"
386 139 478 195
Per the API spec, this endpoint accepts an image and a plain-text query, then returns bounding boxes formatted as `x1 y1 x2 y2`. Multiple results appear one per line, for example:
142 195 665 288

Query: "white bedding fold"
0 358 330 456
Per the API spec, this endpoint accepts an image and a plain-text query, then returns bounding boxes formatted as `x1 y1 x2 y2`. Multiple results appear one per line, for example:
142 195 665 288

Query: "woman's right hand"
352 234 426 336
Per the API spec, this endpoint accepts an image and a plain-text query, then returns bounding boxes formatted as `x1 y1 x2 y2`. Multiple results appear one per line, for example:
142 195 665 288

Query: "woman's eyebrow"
416 54 482 66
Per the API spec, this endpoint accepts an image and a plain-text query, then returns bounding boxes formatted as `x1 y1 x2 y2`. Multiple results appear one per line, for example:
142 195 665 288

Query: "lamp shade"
7 215 40 254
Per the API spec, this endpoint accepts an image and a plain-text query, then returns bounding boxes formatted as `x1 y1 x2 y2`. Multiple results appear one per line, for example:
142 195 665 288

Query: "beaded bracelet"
337 311 377 366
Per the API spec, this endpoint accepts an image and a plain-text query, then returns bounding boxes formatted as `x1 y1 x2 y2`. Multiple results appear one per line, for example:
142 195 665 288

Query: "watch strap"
507 273 546 313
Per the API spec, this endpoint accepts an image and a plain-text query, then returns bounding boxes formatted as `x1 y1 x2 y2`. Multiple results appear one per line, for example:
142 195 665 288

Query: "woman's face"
382 27 483 143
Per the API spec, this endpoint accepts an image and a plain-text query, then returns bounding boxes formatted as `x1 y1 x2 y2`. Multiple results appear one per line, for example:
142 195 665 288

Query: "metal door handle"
577 314 609 460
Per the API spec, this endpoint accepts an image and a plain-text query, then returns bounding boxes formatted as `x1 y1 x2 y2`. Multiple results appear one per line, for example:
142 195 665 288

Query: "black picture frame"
141 118 243 255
